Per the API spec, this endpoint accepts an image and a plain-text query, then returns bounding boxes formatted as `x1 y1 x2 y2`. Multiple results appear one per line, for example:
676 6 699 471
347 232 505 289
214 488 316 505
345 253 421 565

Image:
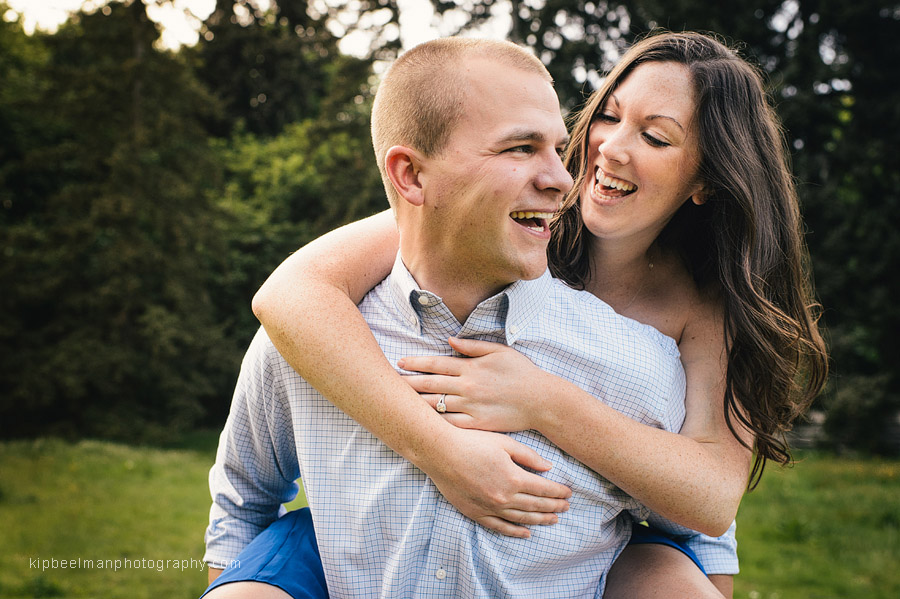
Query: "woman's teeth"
596 172 636 192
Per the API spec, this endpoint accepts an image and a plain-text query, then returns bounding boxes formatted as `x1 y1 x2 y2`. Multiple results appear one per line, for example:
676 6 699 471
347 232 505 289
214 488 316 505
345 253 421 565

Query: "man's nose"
537 153 574 195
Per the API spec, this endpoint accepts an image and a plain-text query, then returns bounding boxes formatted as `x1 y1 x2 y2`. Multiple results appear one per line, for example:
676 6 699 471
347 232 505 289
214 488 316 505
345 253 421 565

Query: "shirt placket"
417 497 467 597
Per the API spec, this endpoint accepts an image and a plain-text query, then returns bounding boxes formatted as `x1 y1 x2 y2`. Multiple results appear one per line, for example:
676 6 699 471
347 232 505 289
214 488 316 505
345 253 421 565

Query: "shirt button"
509 325 519 335
418 295 430 306
435 568 447 580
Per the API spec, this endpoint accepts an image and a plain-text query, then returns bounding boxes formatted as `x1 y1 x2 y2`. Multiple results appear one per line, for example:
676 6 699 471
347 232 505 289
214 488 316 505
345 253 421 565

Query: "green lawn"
0 437 897 598
733 453 900 598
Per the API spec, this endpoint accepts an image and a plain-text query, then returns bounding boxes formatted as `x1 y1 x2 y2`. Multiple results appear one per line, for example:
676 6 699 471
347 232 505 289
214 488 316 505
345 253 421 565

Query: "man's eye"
506 145 534 153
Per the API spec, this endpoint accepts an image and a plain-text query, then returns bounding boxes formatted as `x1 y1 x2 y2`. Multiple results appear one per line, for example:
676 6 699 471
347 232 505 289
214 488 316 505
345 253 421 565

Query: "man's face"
417 58 573 292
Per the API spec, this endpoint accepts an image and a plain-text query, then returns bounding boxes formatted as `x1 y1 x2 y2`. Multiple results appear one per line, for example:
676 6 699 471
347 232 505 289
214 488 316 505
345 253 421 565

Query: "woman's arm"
251 210 572 537
401 298 752 537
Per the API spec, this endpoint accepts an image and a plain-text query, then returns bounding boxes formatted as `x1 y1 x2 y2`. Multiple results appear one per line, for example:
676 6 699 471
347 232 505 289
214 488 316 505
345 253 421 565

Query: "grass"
733 452 900 599
0 437 215 598
0 437 897 598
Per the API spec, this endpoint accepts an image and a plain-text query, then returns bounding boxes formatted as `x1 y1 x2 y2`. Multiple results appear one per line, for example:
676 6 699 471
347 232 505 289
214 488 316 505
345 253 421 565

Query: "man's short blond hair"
371 37 552 207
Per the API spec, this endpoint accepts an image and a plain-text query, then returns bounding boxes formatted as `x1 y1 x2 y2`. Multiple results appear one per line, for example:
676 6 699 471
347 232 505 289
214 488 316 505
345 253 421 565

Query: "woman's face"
580 61 705 248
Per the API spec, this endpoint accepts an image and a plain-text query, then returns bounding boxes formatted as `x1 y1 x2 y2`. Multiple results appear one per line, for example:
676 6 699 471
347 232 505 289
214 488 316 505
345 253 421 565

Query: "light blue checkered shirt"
205 255 738 598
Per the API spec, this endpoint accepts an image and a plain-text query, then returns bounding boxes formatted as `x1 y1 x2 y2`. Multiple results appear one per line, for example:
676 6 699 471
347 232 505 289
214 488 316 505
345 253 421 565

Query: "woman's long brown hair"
549 31 829 488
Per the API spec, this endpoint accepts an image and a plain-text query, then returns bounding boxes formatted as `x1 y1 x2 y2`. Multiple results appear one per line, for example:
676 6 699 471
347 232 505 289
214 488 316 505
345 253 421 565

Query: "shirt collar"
386 252 552 344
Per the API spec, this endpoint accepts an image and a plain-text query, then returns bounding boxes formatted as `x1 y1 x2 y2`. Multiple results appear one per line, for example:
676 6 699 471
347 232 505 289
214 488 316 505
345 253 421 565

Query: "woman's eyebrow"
647 114 685 132
610 93 686 132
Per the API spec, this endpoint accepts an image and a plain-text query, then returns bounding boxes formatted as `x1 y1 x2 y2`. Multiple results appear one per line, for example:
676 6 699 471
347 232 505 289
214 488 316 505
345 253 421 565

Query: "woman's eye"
595 113 618 123
643 133 670 148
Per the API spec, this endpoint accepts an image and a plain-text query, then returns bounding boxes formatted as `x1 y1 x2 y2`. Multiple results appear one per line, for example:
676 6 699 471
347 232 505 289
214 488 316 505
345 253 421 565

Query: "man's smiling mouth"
510 211 554 232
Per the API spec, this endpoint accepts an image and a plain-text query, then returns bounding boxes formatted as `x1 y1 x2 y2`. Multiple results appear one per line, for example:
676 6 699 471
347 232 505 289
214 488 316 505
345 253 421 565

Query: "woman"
251 31 827 597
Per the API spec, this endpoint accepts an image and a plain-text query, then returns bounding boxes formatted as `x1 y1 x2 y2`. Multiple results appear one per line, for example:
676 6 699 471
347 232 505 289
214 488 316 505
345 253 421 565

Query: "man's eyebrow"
498 129 570 147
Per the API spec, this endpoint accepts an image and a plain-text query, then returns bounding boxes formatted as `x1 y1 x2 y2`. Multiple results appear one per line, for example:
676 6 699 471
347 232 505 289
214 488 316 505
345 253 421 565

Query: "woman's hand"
426 426 571 538
398 337 553 432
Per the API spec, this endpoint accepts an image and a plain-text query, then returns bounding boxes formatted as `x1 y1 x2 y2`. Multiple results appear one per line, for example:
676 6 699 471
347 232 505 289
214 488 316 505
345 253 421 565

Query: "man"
202 37 735 598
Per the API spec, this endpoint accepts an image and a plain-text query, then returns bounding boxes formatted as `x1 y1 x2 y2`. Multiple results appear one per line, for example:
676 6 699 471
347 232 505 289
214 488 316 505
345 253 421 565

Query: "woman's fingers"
475 501 569 538
398 354 463 375
476 516 532 539
406 375 457 395
446 336 508 358
421 392 446 410
398 337 511 373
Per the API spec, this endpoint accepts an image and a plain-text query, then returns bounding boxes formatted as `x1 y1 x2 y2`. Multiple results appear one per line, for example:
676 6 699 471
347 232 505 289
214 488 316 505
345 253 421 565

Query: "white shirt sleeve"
203 328 301 567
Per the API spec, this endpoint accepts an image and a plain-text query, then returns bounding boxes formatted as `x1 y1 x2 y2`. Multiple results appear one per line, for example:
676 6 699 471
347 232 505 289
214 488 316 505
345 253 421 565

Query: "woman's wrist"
530 372 614 447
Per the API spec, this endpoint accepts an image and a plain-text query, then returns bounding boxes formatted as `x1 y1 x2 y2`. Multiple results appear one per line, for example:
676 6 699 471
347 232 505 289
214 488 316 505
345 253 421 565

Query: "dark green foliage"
0 0 384 441
0 1 235 441
189 0 351 136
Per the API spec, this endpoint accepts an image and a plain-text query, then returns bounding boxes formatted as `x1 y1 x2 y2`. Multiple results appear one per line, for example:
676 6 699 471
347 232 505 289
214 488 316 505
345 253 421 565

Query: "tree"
0 0 235 441
189 0 374 137
190 0 385 359
1 0 386 441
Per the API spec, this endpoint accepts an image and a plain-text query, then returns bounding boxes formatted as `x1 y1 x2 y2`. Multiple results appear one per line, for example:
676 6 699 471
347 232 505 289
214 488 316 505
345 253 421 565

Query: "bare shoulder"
680 283 726 356
638 250 707 344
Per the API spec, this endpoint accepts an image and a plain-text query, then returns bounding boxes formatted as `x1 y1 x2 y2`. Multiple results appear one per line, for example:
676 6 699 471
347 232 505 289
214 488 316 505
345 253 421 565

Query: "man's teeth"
596 173 636 192
510 211 553 232
510 211 554 220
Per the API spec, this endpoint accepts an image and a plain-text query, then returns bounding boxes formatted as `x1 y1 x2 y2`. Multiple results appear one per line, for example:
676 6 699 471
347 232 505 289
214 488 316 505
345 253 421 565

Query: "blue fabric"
629 522 706 574
205 254 737 598
202 508 327 599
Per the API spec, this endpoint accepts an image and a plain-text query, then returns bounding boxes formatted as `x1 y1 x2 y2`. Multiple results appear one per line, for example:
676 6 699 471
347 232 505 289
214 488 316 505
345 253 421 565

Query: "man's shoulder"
543 277 679 357
240 327 303 382
544 277 618 321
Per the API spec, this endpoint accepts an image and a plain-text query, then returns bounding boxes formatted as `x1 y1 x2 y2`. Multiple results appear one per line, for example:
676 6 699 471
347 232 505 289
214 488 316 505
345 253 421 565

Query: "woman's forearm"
401 335 750 535
534 371 749 537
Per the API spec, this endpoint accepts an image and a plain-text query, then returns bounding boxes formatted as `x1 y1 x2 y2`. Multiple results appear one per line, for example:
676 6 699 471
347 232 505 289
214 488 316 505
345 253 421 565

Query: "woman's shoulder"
676 280 727 369
646 250 726 344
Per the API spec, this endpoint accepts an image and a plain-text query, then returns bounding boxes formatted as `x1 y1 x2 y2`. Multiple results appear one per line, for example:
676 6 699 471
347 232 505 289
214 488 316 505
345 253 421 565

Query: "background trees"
1 0 896 452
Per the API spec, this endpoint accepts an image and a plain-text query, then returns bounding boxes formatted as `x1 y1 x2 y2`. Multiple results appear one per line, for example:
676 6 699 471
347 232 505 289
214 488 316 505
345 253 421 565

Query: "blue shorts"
629 521 706 574
201 511 704 598
202 508 328 599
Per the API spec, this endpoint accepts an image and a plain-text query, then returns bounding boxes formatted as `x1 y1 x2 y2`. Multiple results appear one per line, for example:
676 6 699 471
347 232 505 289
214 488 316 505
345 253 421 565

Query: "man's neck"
399 252 506 325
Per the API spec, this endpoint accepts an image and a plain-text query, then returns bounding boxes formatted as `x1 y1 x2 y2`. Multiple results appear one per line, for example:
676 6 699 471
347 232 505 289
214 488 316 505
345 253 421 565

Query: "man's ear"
385 146 426 207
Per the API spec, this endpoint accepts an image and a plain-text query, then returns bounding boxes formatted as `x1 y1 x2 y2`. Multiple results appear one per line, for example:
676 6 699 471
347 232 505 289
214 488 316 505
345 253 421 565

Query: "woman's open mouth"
592 167 637 199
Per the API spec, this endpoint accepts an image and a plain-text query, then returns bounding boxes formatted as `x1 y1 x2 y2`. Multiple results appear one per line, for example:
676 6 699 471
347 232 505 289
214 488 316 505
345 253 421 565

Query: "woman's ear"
385 146 426 207
691 185 708 206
